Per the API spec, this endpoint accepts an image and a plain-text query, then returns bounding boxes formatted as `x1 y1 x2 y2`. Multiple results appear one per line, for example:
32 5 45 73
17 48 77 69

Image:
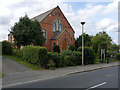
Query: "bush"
53 45 60 53
77 46 95 65
106 50 110 58
2 41 13 55
68 45 75 51
52 52 61 68
22 46 48 68
64 55 75 66
116 53 120 60
72 52 82 65
47 52 53 59
12 49 23 58
38 47 48 68
60 50 73 67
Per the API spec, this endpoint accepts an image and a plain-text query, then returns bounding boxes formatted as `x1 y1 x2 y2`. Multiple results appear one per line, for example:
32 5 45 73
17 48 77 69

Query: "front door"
62 39 67 50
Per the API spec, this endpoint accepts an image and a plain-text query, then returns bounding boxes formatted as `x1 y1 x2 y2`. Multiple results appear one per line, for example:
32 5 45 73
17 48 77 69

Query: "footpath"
1 58 119 88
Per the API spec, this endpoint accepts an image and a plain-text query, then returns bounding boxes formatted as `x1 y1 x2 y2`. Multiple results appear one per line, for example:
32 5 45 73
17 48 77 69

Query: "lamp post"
81 22 85 66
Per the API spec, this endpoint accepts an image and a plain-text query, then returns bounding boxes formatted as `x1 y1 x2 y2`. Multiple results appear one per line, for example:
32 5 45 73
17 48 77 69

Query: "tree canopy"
10 15 45 47
75 33 93 50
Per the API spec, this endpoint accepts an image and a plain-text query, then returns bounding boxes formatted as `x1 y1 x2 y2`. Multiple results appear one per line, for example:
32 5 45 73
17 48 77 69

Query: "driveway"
2 56 31 75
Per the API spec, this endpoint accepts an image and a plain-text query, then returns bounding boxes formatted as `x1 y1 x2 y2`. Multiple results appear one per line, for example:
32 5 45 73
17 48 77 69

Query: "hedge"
77 46 95 65
12 49 23 58
2 41 13 55
116 53 120 60
72 52 82 65
22 46 48 68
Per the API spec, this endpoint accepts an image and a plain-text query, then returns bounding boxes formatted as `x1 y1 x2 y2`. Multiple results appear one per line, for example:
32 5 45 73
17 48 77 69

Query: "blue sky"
0 0 118 44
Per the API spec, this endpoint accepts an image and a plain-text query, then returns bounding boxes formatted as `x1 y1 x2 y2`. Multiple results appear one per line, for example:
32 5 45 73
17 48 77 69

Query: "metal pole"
82 25 84 66
81 22 85 66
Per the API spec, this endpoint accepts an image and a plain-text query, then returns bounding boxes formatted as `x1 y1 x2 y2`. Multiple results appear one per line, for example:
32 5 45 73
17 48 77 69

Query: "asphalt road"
4 66 119 89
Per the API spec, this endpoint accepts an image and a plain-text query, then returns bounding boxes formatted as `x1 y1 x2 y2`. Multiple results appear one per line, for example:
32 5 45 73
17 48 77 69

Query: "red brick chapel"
8 6 75 52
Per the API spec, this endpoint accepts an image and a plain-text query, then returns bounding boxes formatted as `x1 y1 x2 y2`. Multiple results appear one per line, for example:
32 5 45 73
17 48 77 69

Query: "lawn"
3 55 44 70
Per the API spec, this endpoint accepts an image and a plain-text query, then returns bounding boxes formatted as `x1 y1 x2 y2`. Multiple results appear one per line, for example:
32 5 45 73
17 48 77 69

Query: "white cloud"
102 0 118 14
0 0 118 44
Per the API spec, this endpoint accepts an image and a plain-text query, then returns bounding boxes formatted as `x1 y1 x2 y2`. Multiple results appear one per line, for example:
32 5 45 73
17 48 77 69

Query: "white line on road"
1 75 60 88
86 82 107 90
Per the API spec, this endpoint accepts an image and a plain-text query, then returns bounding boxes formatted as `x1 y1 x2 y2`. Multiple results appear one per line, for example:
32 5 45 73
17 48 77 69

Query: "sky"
0 0 119 44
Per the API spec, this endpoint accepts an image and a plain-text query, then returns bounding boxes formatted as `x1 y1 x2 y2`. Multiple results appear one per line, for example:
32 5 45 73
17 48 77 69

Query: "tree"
53 45 60 53
91 31 112 58
10 15 45 48
75 33 93 50
109 44 119 57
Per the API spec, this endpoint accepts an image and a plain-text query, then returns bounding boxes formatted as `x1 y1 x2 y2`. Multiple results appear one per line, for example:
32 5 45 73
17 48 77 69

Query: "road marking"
86 82 106 90
1 75 60 88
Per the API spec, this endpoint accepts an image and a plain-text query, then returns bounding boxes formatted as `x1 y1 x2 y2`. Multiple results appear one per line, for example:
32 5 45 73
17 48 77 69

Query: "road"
4 66 119 89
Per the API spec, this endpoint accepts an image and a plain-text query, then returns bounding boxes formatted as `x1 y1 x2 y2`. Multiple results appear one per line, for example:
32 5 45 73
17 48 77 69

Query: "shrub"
53 45 60 53
47 52 53 59
52 52 61 68
68 45 75 51
77 46 95 65
106 50 110 58
64 55 75 66
12 49 23 58
72 52 82 65
38 47 48 68
22 46 48 68
2 41 13 55
116 53 120 60
60 50 73 67
22 46 40 64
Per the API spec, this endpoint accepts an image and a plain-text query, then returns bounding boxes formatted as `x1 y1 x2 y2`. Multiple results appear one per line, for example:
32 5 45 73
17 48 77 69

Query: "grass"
3 55 44 70
0 71 2 78
95 58 118 64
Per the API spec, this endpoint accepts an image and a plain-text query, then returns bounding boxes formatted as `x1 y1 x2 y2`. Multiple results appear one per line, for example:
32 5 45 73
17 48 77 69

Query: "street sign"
101 49 105 54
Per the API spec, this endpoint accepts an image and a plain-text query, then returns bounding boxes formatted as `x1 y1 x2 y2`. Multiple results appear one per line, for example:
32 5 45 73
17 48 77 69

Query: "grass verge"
3 55 44 70
0 71 2 78
95 58 118 64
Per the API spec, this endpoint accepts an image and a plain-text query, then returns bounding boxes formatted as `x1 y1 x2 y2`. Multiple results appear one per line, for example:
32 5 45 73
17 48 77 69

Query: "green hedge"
2 41 13 55
116 53 120 60
77 46 95 65
12 49 23 58
72 52 82 65
22 46 48 68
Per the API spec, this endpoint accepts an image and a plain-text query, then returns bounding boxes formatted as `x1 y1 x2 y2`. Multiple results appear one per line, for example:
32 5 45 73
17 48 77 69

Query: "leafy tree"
75 33 93 50
10 15 45 48
109 44 119 57
91 31 112 58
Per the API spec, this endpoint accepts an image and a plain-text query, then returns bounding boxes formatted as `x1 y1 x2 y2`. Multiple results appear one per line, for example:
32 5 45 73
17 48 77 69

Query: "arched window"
56 19 59 31
53 23 55 32
59 23 62 31
43 29 46 38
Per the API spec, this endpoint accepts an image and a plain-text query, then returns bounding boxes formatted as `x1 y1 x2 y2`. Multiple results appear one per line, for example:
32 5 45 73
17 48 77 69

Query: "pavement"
1 56 119 88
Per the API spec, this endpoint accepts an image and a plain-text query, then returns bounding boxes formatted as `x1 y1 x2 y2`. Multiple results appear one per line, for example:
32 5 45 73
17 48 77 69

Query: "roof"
51 29 71 40
50 31 62 40
31 6 75 33
31 7 56 22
